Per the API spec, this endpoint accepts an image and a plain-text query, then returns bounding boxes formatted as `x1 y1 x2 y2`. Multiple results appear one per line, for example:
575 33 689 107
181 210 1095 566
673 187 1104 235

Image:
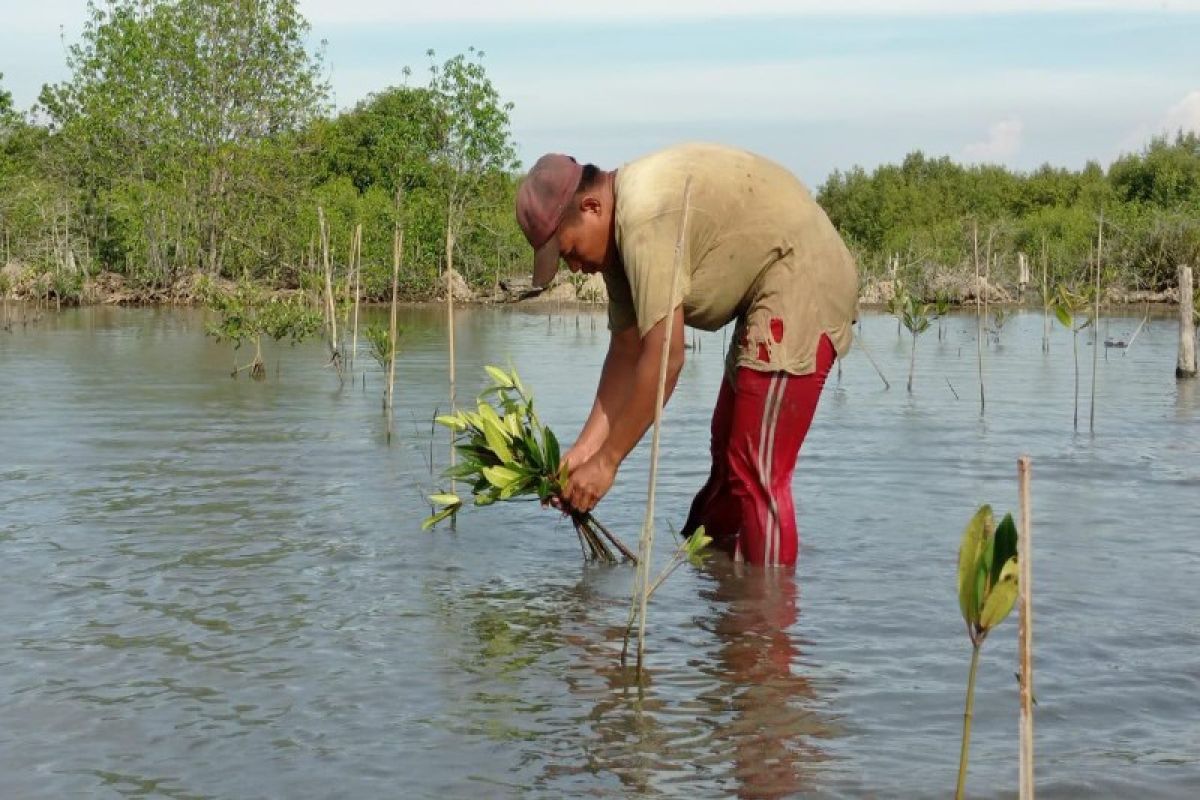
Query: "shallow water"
1 304 1197 799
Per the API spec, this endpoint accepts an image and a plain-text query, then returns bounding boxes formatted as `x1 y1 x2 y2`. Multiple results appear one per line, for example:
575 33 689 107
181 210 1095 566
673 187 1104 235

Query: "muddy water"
1 305 1197 799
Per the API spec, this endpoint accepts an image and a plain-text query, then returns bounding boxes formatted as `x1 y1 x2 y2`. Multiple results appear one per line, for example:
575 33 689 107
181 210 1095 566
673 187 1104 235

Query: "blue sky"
3 1 1198 186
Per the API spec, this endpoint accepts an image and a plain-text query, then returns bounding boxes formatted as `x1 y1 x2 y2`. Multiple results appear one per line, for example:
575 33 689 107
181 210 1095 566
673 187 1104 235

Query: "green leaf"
1054 304 1073 328
510 366 527 396
479 414 514 464
991 513 1018 589
521 431 545 471
979 557 1019 630
421 506 456 530
957 505 993 625
543 426 561 475
428 493 461 506
434 414 466 431
484 365 513 388
474 492 497 507
482 465 521 489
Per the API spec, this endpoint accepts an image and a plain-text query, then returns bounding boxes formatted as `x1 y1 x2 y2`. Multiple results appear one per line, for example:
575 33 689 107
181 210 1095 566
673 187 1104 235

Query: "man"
515 143 858 567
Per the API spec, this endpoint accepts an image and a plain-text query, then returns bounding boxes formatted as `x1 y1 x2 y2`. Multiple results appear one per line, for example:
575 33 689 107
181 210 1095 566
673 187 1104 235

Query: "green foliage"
363 323 401 371
1053 284 1092 332
956 505 1020 646
33 0 329 282
201 276 320 375
818 142 1195 291
423 366 636 563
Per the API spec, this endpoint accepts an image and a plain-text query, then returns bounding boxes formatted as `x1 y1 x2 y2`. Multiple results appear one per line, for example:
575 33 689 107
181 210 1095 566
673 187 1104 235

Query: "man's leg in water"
682 376 742 551
684 335 835 565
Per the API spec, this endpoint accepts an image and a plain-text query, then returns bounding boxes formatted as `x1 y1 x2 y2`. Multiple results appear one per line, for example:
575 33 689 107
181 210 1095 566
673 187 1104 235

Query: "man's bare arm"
565 322 641 467
594 306 687 470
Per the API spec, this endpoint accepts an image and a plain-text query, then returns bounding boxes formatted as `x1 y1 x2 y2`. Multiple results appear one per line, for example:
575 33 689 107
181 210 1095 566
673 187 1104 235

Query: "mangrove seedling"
956 505 1020 800
202 277 322 379
900 295 933 393
423 365 636 563
988 307 1011 346
886 279 909 339
934 291 952 341
1053 285 1093 431
364 323 404 410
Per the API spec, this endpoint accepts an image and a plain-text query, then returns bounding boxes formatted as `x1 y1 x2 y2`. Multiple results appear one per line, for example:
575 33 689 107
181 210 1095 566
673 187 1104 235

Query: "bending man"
515 143 858 567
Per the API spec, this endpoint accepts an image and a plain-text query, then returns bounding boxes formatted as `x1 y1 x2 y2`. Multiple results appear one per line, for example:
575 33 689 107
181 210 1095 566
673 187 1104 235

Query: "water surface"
1 305 1197 798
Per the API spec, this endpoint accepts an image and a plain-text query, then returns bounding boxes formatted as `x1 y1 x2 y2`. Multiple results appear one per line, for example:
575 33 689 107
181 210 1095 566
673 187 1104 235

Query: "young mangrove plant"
201 277 322 379
423 365 636 563
1053 285 1093 431
988 307 1011 347
934 291 952 341
956 504 1020 800
900 294 933 393
364 323 403 409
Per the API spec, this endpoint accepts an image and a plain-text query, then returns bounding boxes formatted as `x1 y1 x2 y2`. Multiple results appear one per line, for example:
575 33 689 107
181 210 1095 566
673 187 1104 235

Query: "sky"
2 0 1199 186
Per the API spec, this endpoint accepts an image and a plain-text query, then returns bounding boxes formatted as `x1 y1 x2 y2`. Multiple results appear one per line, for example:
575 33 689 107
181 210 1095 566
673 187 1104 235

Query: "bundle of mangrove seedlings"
423 365 636 563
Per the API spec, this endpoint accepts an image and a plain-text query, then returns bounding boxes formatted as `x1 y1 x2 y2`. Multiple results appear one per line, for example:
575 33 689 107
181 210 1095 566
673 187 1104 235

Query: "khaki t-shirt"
602 142 859 376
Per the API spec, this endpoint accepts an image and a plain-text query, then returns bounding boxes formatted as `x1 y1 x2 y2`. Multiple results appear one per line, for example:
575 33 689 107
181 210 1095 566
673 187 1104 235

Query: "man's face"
554 194 613 275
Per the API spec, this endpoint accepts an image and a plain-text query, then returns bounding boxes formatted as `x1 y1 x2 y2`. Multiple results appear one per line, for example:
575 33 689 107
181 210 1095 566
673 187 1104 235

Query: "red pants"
683 335 835 566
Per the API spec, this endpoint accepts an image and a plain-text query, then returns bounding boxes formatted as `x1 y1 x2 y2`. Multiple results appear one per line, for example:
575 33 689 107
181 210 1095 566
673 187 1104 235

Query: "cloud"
1162 90 1200 133
962 118 1024 163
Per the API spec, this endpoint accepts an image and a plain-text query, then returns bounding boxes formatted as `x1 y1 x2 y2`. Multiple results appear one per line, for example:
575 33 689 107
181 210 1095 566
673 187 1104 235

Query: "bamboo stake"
1041 236 1049 354
974 221 986 414
853 329 890 390
351 223 362 372
1090 212 1102 433
445 214 458 508
1123 304 1150 354
630 176 692 676
1178 265 1197 378
1018 455 1035 800
386 224 402 442
317 206 341 380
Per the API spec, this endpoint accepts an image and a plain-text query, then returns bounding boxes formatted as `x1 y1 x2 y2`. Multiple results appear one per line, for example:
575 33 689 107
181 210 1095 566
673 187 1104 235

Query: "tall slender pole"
1018 456 1035 800
974 221 985 414
387 224 402 442
1090 212 1102 433
632 177 692 675
1178 265 1197 378
445 209 458 509
351 224 362 372
318 206 340 374
1041 236 1049 354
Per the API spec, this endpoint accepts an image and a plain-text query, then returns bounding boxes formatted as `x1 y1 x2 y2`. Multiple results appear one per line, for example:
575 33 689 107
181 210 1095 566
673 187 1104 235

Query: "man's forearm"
596 320 685 468
573 335 638 459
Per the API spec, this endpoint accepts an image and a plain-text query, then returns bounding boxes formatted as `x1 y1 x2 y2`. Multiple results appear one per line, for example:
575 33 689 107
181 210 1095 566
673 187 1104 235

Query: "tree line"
0 0 523 303
818 136 1200 294
2 0 1197 304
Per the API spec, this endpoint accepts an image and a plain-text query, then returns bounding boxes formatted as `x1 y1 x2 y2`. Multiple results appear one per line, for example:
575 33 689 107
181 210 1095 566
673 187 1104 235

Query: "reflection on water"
1 306 1198 798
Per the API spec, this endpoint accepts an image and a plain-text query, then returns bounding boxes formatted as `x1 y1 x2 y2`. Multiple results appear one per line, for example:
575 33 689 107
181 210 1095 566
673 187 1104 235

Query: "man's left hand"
562 452 617 513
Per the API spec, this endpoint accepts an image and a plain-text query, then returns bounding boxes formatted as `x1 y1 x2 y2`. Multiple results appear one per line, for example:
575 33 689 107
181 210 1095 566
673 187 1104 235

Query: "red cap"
516 153 583 287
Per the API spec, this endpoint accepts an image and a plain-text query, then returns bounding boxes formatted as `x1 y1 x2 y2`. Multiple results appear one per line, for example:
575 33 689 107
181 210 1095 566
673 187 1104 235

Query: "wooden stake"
974 221 985 414
1018 455 1035 800
631 176 692 675
317 206 341 380
445 211 458 505
1178 264 1197 378
854 329 891 390
351 224 362 372
1090 212 1102 433
1041 236 1049 354
387 224 403 442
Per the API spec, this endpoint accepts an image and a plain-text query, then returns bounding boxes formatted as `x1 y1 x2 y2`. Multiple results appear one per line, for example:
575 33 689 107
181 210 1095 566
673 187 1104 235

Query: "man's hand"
562 451 618 513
